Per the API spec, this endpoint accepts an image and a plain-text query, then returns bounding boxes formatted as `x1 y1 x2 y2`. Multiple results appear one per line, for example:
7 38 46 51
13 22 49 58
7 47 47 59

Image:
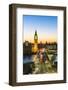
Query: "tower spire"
34 30 38 43
32 30 38 53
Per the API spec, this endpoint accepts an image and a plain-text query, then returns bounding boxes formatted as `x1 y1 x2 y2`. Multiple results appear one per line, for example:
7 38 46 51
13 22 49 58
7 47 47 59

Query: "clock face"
35 36 38 39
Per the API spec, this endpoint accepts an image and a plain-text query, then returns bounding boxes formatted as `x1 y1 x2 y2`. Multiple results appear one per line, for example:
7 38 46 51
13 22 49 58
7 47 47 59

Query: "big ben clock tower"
34 30 38 44
33 30 38 53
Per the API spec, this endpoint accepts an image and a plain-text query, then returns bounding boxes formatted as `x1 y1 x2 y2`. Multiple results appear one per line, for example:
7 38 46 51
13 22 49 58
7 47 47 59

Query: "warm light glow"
32 44 38 53
24 39 57 43
23 15 57 44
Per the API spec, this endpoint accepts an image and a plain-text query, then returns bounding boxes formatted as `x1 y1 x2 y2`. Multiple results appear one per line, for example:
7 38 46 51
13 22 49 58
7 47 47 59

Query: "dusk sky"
23 15 57 43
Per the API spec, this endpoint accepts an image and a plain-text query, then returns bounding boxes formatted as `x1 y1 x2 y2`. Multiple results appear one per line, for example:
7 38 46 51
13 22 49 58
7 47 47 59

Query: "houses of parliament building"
23 30 57 55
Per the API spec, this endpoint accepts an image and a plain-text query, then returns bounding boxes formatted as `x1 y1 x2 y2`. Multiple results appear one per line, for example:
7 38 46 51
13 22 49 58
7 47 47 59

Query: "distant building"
23 41 32 55
34 30 38 44
45 42 57 50
38 42 45 49
32 30 38 53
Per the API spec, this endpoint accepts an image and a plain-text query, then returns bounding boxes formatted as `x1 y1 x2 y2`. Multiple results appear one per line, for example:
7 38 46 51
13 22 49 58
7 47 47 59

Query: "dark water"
23 55 34 64
23 55 35 74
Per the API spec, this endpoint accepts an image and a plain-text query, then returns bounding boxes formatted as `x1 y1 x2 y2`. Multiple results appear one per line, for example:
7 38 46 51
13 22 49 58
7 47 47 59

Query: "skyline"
23 15 57 43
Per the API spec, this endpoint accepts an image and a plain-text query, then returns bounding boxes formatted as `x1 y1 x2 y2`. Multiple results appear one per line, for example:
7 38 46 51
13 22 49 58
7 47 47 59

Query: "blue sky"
23 15 57 43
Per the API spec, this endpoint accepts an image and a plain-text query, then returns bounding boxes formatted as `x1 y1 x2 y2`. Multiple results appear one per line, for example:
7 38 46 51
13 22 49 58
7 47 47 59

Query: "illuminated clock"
34 36 38 39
